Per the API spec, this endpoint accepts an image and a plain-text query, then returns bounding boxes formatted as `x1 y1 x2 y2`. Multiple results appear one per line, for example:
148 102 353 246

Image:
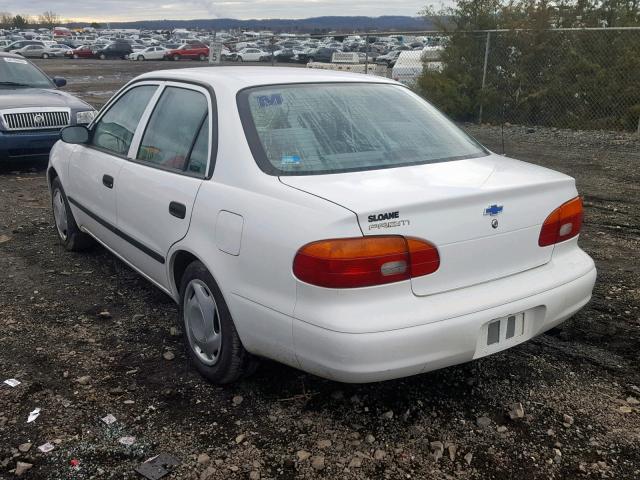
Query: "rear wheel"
179 261 258 384
236 56 243 62
99 53 106 60
173 54 180 61
51 177 93 251
73 53 79 59
42 53 49 59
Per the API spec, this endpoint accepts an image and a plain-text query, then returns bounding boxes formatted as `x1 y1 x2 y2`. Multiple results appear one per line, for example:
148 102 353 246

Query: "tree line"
418 0 640 131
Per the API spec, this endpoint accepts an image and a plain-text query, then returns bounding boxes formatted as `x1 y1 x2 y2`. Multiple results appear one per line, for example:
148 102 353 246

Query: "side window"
137 86 209 173
186 115 209 176
91 85 157 156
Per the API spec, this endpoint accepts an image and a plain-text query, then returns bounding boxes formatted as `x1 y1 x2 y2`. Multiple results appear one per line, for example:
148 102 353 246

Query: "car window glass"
137 87 208 172
91 85 157 156
241 83 486 175
185 115 209 175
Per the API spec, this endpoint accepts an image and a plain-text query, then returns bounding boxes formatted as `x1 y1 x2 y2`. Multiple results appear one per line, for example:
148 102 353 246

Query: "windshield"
238 83 487 176
0 56 53 88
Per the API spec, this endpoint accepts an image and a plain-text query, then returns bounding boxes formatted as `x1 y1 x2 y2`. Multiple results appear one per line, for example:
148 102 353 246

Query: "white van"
391 48 444 86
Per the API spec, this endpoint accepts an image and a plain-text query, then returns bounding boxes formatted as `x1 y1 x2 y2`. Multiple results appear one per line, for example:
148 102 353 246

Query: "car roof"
136 66 399 91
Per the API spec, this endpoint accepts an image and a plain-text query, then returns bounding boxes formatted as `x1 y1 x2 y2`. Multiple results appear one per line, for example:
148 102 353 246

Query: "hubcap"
184 280 221 366
52 189 68 241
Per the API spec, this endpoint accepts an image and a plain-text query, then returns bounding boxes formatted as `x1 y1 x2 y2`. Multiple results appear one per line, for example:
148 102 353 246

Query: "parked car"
42 44 72 58
0 52 96 160
129 46 168 61
48 67 595 384
235 48 269 62
375 49 403 67
10 44 48 58
295 47 338 63
273 48 295 62
93 40 132 60
165 44 209 61
65 45 94 59
4 40 44 52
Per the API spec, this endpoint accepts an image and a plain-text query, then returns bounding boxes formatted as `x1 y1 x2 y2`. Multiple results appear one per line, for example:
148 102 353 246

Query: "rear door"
115 82 214 287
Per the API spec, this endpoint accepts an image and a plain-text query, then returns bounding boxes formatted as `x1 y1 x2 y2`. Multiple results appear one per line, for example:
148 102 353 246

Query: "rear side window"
238 83 487 176
137 86 209 173
91 85 157 156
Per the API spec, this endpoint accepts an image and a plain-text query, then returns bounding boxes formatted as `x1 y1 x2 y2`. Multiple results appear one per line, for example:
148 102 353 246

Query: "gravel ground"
0 61 639 479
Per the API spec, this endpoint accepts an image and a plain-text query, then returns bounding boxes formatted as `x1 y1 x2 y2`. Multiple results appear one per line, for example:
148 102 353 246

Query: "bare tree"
38 10 61 29
0 12 13 29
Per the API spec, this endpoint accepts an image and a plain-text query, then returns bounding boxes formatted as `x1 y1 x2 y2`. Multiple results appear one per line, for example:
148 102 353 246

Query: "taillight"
293 236 440 288
539 196 584 247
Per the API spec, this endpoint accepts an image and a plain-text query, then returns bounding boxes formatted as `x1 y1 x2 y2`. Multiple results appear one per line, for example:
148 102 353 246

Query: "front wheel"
51 177 93 251
73 54 79 59
137 55 144 61
42 53 49 59
236 56 243 62
179 261 258 384
173 54 180 61
198 53 206 61
99 53 106 60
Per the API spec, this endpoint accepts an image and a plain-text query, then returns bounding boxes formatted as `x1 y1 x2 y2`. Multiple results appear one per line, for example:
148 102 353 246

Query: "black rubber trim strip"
67 196 165 264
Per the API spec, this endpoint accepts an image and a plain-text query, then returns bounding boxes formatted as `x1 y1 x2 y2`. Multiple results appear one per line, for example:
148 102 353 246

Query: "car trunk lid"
280 154 578 296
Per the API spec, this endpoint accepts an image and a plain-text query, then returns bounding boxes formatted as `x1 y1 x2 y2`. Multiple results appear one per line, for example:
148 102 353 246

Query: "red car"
165 43 209 61
64 45 94 59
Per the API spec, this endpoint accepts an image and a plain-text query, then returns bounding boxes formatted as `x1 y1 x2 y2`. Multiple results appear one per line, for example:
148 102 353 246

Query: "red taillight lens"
539 196 584 247
293 236 440 288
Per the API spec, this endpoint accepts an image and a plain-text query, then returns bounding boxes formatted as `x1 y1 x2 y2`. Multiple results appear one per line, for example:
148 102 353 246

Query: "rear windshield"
238 83 487 176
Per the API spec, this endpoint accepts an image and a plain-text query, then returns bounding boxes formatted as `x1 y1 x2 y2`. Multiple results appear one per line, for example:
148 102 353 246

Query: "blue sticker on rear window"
257 94 283 107
281 155 301 165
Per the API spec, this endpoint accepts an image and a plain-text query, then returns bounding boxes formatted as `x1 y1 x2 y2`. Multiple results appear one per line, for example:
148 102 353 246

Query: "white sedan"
48 67 596 384
129 46 168 61
236 48 268 62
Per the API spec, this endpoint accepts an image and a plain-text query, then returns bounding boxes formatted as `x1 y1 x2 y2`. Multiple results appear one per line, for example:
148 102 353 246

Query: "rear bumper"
290 243 596 383
0 129 61 159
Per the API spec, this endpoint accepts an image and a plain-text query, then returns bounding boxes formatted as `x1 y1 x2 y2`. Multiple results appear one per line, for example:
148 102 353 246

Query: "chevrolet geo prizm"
48 67 596 384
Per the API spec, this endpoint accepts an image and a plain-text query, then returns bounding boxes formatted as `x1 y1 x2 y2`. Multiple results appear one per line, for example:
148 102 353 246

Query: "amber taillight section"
539 196 584 247
293 236 440 288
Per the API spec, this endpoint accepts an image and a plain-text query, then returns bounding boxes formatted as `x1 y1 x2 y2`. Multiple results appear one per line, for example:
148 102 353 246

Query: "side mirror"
52 76 66 87
61 125 89 144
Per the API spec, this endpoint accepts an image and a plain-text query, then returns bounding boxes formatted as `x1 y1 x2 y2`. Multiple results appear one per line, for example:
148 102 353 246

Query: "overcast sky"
3 0 429 23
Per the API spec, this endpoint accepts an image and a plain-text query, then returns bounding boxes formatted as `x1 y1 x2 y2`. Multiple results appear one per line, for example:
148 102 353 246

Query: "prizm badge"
483 204 504 216
367 211 410 231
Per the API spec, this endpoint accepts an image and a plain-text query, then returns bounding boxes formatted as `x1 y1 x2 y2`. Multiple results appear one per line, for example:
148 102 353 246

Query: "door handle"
169 201 186 219
102 174 114 189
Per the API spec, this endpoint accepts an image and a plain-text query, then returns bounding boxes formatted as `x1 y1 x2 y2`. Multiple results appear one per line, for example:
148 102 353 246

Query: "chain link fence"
416 28 640 132
208 28 640 133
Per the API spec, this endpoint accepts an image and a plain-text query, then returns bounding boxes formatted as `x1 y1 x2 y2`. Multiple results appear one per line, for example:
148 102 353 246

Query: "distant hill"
68 16 435 33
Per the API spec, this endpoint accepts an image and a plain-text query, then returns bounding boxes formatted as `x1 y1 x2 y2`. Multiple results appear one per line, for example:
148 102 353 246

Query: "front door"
67 84 159 250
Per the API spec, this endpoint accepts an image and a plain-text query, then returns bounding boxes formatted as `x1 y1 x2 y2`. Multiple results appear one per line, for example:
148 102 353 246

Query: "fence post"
365 34 369 75
478 31 491 124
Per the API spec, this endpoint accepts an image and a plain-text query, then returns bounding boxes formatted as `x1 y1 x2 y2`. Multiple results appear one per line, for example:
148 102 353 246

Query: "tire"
42 53 49 59
179 261 258 384
137 55 144 61
173 54 180 61
198 53 206 61
236 56 243 62
73 54 79 59
99 53 106 60
51 177 93 251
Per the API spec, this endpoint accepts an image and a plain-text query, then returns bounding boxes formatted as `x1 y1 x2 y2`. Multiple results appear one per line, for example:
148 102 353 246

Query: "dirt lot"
1 60 639 479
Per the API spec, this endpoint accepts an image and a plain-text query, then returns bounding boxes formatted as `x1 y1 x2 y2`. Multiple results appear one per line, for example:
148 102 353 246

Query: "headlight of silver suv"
76 110 97 125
